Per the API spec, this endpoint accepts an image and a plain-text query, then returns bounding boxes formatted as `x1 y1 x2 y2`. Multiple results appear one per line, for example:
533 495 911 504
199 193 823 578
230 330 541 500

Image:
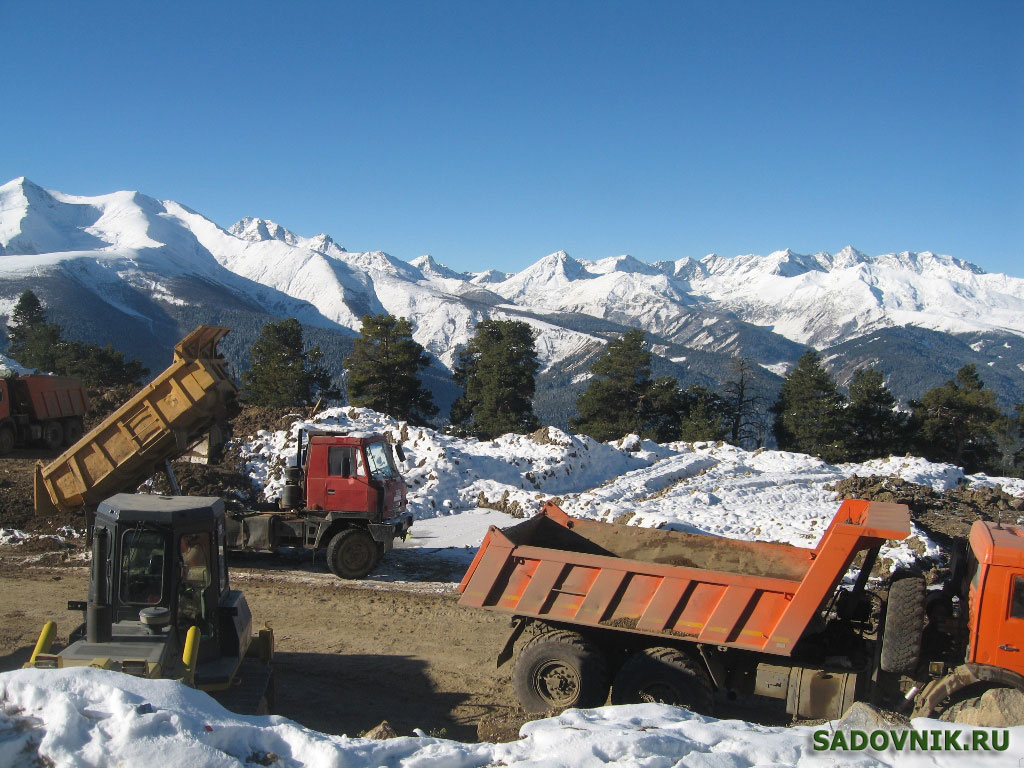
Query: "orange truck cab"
966 520 1024 674
227 429 412 580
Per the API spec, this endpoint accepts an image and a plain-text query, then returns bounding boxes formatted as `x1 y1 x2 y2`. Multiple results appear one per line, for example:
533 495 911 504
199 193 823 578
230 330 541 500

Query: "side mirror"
395 445 406 463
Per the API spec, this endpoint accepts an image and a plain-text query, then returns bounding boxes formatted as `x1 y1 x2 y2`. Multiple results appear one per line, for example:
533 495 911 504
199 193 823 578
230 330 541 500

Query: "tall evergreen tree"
344 314 437 425
571 329 683 442
242 318 331 407
450 319 539 439
722 357 766 448
910 364 1003 473
6 290 60 370
678 385 728 443
4 289 147 384
772 350 847 462
844 367 908 461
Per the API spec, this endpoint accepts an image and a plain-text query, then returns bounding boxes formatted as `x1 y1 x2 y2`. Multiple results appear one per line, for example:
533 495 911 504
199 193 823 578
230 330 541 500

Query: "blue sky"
2 1 1021 276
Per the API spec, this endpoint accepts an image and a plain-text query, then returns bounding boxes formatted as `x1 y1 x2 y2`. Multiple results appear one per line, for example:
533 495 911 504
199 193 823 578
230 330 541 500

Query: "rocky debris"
835 701 907 730
363 720 399 739
947 687 1024 727
476 708 556 743
828 475 1024 547
476 490 528 518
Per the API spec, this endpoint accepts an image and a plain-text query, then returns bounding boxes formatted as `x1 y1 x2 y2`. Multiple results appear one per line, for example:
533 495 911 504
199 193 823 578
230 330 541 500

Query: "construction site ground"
0 554 523 742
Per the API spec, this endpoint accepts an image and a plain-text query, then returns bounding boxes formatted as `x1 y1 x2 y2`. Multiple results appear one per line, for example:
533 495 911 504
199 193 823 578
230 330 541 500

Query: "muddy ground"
0 552 524 742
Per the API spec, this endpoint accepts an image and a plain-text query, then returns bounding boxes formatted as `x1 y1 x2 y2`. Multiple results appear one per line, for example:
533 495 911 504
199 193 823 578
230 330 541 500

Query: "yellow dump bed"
34 327 237 516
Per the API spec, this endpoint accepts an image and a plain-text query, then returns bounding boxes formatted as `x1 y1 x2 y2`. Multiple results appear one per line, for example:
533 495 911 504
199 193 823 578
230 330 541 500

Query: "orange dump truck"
33 326 237 518
459 500 1024 720
0 374 89 452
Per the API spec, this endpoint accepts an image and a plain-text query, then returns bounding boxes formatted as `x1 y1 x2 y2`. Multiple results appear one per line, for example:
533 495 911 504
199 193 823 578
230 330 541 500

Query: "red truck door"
305 439 375 513
0 380 10 421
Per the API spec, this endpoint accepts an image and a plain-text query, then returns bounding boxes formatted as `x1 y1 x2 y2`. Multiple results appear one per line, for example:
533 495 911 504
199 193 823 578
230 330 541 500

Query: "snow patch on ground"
3 667 1016 768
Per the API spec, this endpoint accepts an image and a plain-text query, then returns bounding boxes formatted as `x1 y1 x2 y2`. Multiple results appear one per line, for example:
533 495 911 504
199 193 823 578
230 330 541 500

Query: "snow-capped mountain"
2 177 1022 417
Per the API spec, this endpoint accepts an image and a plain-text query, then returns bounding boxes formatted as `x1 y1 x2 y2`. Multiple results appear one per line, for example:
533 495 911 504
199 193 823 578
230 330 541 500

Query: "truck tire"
880 575 926 675
62 417 84 447
326 528 378 579
42 421 63 450
513 629 609 712
611 647 713 713
0 426 14 455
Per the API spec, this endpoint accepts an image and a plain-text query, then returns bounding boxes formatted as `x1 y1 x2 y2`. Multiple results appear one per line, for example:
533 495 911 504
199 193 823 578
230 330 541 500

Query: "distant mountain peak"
229 217 300 246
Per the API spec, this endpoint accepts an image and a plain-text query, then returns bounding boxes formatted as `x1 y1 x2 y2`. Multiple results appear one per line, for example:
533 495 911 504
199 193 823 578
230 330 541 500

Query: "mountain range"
2 176 1022 425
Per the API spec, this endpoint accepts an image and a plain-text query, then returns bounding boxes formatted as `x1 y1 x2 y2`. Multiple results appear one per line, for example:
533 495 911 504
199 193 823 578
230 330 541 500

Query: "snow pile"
3 667 1014 767
235 408 1024 573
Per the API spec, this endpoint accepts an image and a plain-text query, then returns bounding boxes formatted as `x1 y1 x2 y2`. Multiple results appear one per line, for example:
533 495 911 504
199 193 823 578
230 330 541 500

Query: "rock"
363 720 399 739
951 687 1024 727
836 701 899 730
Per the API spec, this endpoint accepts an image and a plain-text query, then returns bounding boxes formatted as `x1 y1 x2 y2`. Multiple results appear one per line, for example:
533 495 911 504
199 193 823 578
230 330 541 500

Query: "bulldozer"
25 493 275 715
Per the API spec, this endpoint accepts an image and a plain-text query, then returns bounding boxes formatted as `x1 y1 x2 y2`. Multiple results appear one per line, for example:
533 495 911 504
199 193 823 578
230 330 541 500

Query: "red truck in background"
227 429 413 579
0 374 88 453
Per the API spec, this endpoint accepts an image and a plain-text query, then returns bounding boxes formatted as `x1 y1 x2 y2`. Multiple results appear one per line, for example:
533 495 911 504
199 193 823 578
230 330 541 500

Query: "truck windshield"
365 442 396 479
120 529 166 606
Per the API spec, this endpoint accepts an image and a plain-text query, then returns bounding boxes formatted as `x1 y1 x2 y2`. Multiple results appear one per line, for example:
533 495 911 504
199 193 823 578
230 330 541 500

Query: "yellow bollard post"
182 626 200 685
29 621 57 665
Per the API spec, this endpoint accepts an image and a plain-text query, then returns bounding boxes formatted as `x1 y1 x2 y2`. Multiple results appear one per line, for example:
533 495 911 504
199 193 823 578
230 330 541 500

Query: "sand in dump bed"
506 514 812 582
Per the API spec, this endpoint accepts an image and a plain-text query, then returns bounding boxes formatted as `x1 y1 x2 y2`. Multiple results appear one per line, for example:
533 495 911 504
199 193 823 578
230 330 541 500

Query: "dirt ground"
0 551 523 742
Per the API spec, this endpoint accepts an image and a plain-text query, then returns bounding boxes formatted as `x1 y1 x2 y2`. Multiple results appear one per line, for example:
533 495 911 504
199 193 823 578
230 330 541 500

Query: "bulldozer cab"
94 494 229 658
966 520 1024 677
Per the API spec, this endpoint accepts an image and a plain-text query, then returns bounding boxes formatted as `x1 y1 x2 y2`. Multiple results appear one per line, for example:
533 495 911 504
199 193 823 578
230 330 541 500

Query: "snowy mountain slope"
2 177 1022 413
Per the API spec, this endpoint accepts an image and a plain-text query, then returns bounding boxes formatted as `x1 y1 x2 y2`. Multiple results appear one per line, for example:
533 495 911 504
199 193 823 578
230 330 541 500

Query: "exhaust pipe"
86 527 112 643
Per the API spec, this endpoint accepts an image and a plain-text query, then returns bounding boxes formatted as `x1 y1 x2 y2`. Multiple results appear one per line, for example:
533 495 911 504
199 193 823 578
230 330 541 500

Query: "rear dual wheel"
611 647 713 713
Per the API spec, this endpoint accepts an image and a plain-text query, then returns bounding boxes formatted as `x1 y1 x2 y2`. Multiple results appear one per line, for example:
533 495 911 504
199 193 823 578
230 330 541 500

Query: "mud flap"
367 523 395 543
497 617 527 668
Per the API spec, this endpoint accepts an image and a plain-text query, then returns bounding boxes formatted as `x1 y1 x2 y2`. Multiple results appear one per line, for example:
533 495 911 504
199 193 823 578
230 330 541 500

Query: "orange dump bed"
458 500 910 656
19 375 89 420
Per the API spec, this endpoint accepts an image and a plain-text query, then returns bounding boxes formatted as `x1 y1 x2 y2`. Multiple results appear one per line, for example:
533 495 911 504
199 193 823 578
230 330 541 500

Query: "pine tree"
4 289 147 384
844 367 908 461
571 329 684 442
344 314 437 425
772 350 847 462
678 385 728 442
572 330 652 441
722 357 766 448
910 364 1003 473
6 290 60 369
242 318 332 407
450 319 539 439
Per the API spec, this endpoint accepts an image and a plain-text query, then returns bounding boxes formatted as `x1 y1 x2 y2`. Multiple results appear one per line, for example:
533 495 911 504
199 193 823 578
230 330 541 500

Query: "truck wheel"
0 426 14 455
62 417 84 447
42 421 63 450
611 647 713 713
326 528 378 579
880 575 926 675
513 629 609 712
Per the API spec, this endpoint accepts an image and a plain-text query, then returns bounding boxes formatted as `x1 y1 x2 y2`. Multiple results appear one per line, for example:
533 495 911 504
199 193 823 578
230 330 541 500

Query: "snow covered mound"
4 667 1016 767
236 407 1024 575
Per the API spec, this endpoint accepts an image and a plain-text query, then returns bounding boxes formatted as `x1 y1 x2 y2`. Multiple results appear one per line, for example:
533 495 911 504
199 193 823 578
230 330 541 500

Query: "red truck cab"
267 429 412 579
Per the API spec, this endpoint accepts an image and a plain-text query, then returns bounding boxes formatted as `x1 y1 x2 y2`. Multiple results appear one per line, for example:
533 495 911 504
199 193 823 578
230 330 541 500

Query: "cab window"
119 529 166 606
1011 576 1024 620
178 532 214 637
328 446 355 477
366 442 396 479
